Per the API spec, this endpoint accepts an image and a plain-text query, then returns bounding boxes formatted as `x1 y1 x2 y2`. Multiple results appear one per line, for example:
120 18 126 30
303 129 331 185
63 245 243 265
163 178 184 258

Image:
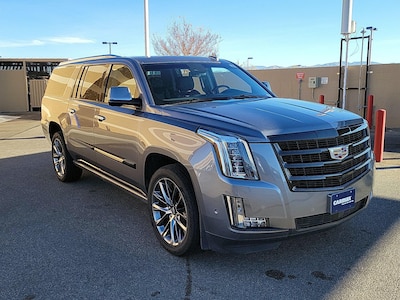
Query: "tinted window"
212 67 252 93
105 64 140 103
141 62 271 105
45 66 77 97
78 65 109 101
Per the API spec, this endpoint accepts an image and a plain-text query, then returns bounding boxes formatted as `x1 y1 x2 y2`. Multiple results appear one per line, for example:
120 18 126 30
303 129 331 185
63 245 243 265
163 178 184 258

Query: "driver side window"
105 64 140 103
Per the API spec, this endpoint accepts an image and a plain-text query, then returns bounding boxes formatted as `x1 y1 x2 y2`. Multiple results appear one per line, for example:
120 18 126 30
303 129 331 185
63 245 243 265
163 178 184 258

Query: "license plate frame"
328 188 355 214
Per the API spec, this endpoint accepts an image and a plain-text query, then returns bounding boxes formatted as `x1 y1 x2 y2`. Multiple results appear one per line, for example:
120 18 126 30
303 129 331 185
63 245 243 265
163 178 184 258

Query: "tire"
148 164 200 256
51 132 82 182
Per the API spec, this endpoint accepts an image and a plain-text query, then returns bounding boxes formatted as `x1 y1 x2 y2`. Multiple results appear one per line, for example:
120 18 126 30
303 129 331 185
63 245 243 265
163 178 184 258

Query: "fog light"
225 196 269 229
243 217 269 228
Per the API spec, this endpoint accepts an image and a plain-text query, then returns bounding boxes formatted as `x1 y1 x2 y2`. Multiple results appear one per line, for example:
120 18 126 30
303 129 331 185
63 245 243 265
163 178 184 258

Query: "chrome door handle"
68 108 76 114
94 115 106 122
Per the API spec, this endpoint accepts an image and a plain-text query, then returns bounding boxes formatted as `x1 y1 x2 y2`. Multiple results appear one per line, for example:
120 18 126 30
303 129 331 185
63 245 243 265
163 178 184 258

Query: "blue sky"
0 0 398 67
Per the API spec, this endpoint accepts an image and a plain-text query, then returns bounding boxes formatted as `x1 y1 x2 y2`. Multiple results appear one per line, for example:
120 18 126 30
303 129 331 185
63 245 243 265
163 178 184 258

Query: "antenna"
341 0 354 34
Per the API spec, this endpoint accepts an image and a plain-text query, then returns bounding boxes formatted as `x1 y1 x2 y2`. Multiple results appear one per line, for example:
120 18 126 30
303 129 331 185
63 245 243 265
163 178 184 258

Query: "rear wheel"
51 132 82 182
148 164 199 256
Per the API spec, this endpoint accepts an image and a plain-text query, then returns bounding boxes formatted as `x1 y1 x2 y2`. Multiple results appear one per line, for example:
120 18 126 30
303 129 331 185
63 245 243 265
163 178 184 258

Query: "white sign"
321 77 329 85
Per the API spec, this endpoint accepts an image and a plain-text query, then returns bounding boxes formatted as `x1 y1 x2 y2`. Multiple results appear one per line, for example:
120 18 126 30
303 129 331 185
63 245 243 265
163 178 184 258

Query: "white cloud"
47 37 95 44
0 37 95 48
0 40 45 48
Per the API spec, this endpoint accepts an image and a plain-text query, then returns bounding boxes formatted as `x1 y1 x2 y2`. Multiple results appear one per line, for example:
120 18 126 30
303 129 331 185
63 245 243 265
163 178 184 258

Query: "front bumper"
190 143 374 254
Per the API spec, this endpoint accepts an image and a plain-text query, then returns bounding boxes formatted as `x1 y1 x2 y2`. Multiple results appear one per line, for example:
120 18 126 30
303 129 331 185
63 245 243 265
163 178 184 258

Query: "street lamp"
102 41 118 54
247 57 253 69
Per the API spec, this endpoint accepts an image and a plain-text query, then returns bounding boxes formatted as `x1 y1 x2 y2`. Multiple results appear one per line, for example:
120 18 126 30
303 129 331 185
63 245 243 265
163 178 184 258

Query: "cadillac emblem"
328 145 349 160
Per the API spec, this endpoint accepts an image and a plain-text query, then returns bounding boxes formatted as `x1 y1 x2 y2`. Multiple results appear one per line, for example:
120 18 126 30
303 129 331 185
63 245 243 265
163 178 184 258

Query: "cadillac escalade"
41 55 374 255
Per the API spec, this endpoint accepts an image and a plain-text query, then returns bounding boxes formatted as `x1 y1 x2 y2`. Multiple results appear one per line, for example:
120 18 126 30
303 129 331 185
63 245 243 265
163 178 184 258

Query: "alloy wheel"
52 137 66 178
151 177 188 246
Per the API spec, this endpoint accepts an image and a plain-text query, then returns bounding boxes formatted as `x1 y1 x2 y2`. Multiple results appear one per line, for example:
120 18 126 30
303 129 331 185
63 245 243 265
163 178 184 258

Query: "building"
0 58 66 112
251 63 400 128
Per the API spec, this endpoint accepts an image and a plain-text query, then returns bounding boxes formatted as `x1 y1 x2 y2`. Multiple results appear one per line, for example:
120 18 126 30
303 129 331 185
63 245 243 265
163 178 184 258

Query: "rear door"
66 64 109 161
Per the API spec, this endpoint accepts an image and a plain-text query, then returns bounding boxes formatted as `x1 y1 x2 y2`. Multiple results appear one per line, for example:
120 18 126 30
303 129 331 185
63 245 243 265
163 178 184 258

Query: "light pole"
247 57 253 69
102 41 117 54
144 0 150 57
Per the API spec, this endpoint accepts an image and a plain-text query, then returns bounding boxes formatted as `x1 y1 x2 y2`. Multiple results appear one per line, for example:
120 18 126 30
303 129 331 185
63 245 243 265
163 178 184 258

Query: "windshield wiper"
173 95 270 105
231 94 270 99
174 97 213 105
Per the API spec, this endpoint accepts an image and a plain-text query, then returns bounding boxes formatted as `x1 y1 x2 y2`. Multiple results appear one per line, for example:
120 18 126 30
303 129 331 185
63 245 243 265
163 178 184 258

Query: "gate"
29 79 47 110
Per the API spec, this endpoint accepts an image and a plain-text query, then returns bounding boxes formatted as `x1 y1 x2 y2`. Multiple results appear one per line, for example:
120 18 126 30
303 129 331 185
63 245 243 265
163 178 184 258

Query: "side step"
74 159 147 201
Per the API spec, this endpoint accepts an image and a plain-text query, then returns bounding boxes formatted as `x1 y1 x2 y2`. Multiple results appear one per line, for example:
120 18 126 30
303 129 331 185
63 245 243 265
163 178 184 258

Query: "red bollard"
319 95 324 104
366 95 374 129
374 109 386 162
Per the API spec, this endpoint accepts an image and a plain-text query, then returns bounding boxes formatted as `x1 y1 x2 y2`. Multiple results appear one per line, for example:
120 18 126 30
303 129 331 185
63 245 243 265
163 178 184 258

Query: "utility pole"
341 0 355 109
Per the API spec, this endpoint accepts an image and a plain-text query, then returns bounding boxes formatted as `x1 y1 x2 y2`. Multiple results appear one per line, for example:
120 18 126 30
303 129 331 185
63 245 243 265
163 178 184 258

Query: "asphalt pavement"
0 112 399 300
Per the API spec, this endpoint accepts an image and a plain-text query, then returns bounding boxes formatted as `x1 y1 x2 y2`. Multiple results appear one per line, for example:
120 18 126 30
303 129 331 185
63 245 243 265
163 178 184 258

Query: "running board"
74 159 147 201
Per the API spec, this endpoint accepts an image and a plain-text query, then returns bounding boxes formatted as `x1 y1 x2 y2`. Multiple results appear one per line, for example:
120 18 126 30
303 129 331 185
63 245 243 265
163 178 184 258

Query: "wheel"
51 132 82 182
148 164 199 256
211 84 230 94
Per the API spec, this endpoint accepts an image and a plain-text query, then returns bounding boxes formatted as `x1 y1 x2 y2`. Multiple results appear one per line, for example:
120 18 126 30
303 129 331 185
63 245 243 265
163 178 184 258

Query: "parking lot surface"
0 112 399 300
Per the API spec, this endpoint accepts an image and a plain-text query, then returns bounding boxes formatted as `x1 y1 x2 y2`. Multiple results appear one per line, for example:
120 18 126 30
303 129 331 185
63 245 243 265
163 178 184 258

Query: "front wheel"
148 164 199 256
51 132 82 182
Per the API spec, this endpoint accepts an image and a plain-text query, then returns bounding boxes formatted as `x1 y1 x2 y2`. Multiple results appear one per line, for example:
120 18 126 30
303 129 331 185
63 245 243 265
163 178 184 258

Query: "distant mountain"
251 61 381 70
315 61 380 67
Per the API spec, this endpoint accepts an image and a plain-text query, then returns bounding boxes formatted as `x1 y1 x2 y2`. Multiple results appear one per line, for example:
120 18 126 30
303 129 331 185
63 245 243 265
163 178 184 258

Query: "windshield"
141 61 272 105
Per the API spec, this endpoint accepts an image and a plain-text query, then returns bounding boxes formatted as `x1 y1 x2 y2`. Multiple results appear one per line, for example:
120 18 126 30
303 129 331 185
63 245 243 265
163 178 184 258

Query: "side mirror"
109 86 141 107
262 81 272 91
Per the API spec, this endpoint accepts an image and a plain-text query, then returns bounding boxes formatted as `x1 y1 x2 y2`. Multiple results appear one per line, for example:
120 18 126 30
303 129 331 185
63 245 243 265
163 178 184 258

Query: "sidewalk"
0 112 42 139
0 112 47 159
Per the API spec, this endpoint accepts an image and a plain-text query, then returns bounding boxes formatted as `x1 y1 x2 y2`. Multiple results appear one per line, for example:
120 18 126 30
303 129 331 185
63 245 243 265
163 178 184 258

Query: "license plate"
328 189 355 214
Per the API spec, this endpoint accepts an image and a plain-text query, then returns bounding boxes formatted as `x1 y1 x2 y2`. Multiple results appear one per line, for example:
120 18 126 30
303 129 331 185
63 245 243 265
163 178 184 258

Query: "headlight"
197 129 259 180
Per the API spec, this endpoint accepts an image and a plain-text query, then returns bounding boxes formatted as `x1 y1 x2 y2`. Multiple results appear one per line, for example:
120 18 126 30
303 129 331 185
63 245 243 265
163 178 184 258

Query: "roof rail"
59 54 121 65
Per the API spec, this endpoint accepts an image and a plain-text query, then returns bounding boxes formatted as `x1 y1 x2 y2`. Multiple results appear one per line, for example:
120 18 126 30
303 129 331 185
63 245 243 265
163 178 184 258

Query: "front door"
92 64 144 188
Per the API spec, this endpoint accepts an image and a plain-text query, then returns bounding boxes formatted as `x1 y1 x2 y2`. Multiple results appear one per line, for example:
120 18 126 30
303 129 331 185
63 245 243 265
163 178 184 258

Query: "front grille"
271 121 372 191
295 197 368 229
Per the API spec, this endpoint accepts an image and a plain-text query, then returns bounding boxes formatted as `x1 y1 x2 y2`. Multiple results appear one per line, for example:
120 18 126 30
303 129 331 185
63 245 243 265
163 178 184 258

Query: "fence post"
319 95 324 104
366 95 374 129
374 109 386 162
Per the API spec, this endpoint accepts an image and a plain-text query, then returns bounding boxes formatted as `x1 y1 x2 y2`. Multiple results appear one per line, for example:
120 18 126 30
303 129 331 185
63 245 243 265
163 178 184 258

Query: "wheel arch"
144 153 188 191
144 152 209 251
48 121 63 139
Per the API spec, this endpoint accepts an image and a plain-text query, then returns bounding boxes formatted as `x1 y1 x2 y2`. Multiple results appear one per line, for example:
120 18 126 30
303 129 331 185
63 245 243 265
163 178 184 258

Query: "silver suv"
41 55 374 255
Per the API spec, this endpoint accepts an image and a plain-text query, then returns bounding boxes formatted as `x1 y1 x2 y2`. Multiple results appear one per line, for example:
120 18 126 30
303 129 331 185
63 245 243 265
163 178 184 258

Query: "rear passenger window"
78 65 109 101
44 66 76 97
105 64 140 103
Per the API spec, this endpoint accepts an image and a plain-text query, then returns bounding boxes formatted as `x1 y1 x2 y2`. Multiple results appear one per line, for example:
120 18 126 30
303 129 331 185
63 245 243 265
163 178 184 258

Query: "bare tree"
152 18 222 56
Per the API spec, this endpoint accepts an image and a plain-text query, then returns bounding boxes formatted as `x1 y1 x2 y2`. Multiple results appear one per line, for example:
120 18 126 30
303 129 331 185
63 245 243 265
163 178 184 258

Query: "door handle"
94 115 106 122
68 108 76 114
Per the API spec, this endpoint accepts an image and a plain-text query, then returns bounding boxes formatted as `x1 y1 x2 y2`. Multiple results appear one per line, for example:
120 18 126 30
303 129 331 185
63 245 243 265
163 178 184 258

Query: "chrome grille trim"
271 121 372 191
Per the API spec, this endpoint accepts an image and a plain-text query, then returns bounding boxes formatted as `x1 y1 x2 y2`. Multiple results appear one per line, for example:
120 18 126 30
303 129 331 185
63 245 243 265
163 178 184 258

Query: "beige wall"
1 61 399 128
0 70 28 112
251 64 400 128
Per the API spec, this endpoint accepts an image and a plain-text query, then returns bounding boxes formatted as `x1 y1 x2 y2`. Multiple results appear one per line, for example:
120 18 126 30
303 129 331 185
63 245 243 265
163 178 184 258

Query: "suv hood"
161 98 364 142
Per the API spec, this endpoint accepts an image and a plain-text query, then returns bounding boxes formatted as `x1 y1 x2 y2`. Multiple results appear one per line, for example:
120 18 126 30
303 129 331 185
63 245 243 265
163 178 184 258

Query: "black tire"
51 132 82 182
148 164 199 256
